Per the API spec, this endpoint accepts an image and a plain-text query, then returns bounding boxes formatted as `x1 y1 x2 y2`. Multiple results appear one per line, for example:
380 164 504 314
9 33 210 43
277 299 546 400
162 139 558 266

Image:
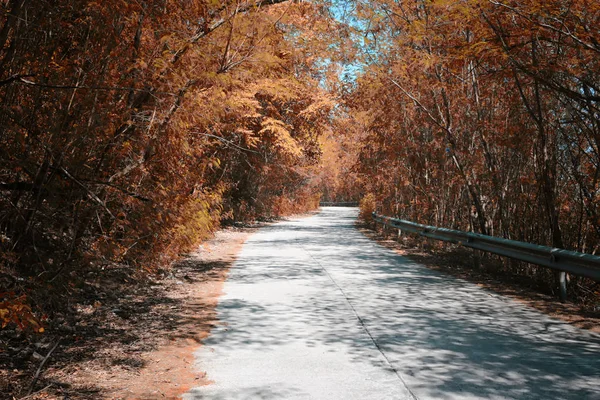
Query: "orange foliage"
345 0 600 293
0 293 44 333
0 0 340 324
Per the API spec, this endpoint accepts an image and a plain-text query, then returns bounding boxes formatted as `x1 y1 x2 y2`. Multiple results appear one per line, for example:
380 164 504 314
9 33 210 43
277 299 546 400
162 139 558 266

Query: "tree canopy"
1 0 599 330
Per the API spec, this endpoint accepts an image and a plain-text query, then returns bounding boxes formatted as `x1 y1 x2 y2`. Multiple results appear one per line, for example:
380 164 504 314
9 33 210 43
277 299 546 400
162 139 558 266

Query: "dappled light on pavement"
185 207 600 400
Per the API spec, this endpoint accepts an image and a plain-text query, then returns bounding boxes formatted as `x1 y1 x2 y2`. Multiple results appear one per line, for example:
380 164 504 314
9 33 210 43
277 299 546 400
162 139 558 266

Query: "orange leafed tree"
0 0 341 328
346 0 600 295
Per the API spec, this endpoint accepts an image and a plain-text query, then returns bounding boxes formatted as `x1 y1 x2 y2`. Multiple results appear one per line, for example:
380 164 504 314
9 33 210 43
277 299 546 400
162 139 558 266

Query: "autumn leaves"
0 0 336 324
347 0 600 291
2 0 599 328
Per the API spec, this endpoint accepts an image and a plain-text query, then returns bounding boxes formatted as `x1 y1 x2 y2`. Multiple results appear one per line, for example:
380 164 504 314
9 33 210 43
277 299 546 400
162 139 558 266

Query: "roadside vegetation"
351 0 600 305
1 0 599 397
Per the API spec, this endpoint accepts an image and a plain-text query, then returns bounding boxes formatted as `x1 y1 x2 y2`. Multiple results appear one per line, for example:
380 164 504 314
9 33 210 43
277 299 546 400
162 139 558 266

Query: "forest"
1 0 599 352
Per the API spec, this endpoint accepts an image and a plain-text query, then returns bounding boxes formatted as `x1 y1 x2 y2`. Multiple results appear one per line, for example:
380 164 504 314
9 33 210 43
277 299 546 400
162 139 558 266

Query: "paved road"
185 207 600 400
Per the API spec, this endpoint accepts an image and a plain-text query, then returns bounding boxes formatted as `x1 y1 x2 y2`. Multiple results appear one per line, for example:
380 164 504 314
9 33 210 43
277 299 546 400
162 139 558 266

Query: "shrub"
359 193 376 224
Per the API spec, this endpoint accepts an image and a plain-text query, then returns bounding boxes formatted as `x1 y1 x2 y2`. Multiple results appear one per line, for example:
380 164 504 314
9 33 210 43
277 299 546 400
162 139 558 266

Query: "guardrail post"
558 271 567 302
372 211 600 302
473 250 481 270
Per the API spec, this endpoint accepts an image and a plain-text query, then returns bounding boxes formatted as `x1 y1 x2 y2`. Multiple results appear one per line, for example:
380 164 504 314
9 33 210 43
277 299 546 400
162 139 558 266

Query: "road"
184 207 600 400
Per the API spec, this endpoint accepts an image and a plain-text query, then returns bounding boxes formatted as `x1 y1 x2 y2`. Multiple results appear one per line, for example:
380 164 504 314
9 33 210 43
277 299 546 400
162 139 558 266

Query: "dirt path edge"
30 227 256 400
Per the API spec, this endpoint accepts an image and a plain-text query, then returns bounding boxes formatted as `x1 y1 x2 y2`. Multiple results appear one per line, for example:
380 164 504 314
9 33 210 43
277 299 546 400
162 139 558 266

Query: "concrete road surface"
184 207 600 400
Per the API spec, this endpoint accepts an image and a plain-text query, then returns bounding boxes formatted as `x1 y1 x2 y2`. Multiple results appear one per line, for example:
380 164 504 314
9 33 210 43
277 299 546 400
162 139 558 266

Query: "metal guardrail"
373 212 600 301
320 202 359 207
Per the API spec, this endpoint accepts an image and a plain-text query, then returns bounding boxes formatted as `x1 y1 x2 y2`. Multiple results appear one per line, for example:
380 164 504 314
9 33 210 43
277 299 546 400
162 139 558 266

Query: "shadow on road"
188 207 600 400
